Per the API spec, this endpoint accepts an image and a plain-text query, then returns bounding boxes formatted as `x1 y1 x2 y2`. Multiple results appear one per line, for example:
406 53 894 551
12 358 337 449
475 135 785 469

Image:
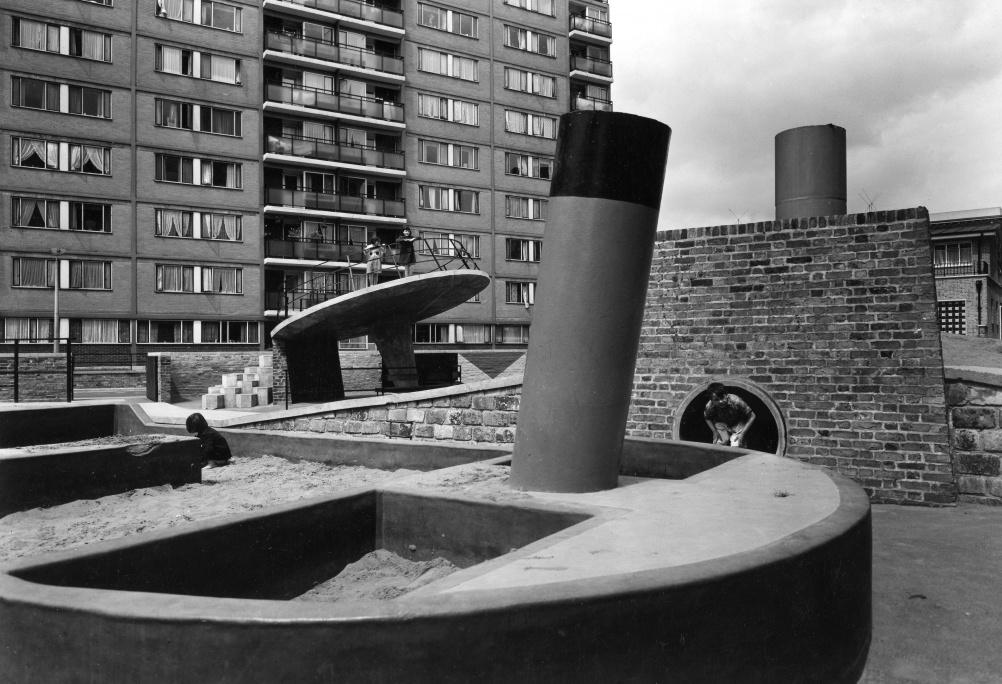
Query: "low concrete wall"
0 404 117 448
0 354 69 402
945 368 1002 505
0 437 201 517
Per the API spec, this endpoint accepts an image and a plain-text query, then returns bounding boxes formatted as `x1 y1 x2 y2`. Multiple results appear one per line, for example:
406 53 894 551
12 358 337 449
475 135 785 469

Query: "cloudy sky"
611 1 1002 231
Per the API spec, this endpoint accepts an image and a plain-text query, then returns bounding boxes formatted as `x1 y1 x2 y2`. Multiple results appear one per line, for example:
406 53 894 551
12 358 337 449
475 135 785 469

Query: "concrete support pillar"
285 329 344 403
509 111 671 493
775 124 847 221
371 315 418 389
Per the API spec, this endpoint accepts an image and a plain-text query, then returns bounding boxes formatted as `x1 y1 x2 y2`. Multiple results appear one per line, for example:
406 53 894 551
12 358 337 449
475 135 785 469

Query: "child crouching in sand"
186 413 232 469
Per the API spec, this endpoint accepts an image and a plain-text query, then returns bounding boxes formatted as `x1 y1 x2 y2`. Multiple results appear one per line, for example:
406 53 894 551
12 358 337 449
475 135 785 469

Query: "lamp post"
50 248 64 353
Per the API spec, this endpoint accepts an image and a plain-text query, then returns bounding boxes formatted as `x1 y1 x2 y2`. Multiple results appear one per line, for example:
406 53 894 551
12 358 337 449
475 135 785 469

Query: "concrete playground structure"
271 270 490 403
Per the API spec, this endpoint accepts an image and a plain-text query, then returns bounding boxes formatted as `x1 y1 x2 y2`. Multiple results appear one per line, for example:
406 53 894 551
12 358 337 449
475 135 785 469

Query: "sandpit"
294 549 459 603
0 455 415 564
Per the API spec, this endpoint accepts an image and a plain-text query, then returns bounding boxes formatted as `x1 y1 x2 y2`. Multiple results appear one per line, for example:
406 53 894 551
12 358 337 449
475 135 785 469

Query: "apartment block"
1 0 613 358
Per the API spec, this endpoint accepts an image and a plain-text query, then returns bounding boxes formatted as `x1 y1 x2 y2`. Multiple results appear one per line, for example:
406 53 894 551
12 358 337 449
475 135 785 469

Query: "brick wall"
0 354 69 402
150 351 271 403
628 208 956 505
243 379 521 444
933 276 1002 338
946 376 1002 505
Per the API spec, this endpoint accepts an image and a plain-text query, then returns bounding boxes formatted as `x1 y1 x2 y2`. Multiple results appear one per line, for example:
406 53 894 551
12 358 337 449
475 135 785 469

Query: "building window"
154 154 242 188
420 231 480 258
201 267 243 294
10 77 59 112
201 213 242 241
137 320 194 343
505 196 548 220
496 324 530 344
503 26 556 56
12 19 112 61
155 45 240 83
502 0 553 16
504 110 557 139
202 321 259 343
339 335 368 350
417 94 479 125
156 0 242 31
933 242 975 276
417 3 477 37
419 140 478 169
2 318 54 342
201 105 241 136
68 260 112 289
456 325 490 344
417 48 478 81
11 197 59 229
413 323 450 344
12 78 112 118
937 300 966 335
14 139 113 175
156 209 193 237
155 264 195 292
506 238 542 262
70 202 112 232
505 281 536 305
69 144 112 175
69 319 130 343
503 67 555 97
418 186 480 214
155 99 194 129
11 137 58 170
505 152 552 179
12 257 56 288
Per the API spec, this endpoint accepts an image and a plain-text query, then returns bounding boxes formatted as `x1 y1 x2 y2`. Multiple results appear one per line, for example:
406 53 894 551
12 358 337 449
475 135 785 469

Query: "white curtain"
160 0 183 19
201 160 213 185
304 71 332 91
506 111 527 134
82 31 104 60
418 94 441 118
457 57 477 81
455 101 477 125
339 78 366 96
537 0 552 14
82 320 119 343
157 265 190 291
18 259 51 287
204 268 238 293
418 48 446 74
158 210 189 237
5 319 30 341
210 56 237 83
534 74 554 97
17 139 47 166
17 199 46 227
303 121 332 141
533 116 555 139
20 20 46 50
83 146 106 174
161 46 183 73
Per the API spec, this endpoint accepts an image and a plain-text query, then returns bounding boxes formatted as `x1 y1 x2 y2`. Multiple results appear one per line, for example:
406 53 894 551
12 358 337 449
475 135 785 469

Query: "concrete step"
222 388 238 408
241 373 259 383
202 393 226 410
256 387 273 405
208 386 225 394
238 380 259 393
221 373 241 387
259 354 273 368
235 393 259 408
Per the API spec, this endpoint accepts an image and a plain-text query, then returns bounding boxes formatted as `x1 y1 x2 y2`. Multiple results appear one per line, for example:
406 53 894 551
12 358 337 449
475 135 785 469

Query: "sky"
611 0 1002 231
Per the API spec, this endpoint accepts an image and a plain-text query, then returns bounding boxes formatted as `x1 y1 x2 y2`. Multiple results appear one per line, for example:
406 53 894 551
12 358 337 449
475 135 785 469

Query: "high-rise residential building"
1 0 612 359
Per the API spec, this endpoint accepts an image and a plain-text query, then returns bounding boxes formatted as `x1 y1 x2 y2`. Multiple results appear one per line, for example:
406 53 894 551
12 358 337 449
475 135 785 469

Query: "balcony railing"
265 135 405 170
274 0 403 29
569 14 612 39
266 237 366 262
265 31 404 75
571 95 613 112
570 54 613 78
265 186 405 217
934 262 988 277
266 82 404 123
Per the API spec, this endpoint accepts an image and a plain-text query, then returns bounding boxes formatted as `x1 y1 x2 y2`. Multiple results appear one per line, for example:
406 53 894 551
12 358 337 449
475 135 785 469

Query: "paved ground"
860 502 1002 684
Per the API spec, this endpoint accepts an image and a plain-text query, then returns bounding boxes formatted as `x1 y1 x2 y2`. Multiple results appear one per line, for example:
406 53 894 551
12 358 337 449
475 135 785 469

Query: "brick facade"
627 208 956 505
0 354 69 402
150 351 271 403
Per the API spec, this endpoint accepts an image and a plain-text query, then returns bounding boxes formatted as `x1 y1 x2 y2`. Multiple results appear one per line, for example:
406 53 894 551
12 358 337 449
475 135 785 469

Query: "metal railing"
271 237 479 316
571 95 613 112
265 30 404 75
266 81 405 123
265 186 406 218
0 339 73 403
570 54 613 78
265 134 404 170
569 13 612 38
275 0 403 28
934 262 989 277
266 237 366 262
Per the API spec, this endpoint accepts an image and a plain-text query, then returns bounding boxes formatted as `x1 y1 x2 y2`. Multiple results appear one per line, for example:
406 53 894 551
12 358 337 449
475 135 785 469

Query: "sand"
0 455 415 564
294 549 459 603
12 434 182 454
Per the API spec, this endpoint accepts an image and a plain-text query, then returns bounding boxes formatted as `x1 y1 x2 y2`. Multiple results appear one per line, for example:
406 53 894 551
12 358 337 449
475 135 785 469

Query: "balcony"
568 14 612 43
265 237 366 263
570 54 613 82
934 262 988 277
263 0 403 35
265 186 405 219
265 82 405 127
264 30 404 82
265 135 405 173
571 95 613 112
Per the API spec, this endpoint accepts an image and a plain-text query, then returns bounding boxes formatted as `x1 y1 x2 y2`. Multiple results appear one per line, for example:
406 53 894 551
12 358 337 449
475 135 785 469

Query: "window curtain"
163 100 180 127
82 31 104 60
18 139 47 166
506 111 527 134
533 116 555 138
159 210 188 237
201 160 213 185
418 95 441 118
455 101 477 125
20 19 46 50
161 46 183 74
212 108 235 135
304 71 332 91
205 268 238 293
17 199 44 227
303 121 332 141
82 320 118 343
537 0 552 14
339 78 366 96
210 56 237 83
534 74 554 97
340 30 366 48
158 265 189 291
19 259 51 287
83 146 106 174
457 57 476 81
160 0 184 20
5 319 30 341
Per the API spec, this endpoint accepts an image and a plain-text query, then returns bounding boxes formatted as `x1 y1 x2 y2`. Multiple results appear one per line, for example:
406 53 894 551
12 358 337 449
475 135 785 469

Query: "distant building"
930 208 1002 338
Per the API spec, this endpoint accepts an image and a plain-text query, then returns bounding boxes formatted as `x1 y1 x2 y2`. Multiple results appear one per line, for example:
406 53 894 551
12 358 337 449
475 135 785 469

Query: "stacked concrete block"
201 355 275 410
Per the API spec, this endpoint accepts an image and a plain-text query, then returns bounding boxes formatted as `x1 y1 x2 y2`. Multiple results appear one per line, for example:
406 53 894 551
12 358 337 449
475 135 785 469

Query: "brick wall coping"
655 207 929 241
0 354 65 359
169 374 526 429
944 366 1002 386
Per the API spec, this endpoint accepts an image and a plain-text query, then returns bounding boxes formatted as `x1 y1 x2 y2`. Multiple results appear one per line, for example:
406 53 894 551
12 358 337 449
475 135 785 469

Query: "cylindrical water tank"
775 124 846 221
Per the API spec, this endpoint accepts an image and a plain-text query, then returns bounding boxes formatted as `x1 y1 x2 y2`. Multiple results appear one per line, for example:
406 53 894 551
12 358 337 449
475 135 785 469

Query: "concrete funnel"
775 124 846 221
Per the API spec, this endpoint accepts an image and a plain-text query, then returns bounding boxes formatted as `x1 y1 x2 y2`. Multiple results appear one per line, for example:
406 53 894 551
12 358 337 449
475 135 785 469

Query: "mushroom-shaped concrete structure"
271 270 490 403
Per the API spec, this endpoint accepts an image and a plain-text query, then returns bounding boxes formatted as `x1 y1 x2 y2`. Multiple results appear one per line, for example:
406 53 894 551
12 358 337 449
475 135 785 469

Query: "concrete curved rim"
270 270 491 342
0 449 871 683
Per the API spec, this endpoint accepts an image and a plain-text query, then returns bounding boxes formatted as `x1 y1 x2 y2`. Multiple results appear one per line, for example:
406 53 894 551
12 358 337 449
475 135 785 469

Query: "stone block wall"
628 208 956 505
0 354 69 402
946 378 1002 505
244 382 521 444
150 352 272 403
